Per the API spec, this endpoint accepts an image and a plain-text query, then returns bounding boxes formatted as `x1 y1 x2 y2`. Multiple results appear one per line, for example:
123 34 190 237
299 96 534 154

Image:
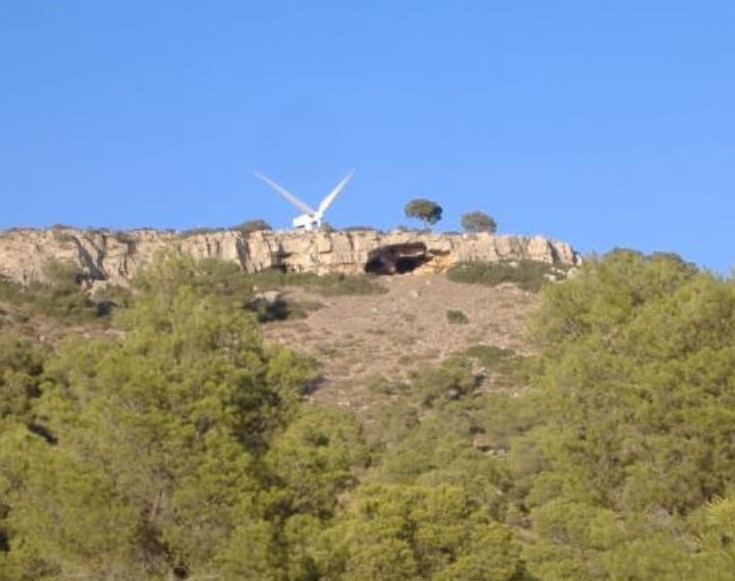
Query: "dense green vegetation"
2 249 735 579
0 257 383 327
516 250 735 579
0 257 354 580
0 261 129 326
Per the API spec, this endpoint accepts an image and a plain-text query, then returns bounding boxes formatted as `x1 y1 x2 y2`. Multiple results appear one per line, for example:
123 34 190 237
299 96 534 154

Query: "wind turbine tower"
256 170 355 231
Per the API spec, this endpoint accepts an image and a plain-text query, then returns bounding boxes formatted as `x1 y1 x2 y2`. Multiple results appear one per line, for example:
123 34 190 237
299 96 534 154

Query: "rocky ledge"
0 227 581 286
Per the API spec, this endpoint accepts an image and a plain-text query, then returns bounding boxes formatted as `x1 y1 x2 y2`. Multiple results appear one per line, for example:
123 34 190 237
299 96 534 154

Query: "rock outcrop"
0 227 581 286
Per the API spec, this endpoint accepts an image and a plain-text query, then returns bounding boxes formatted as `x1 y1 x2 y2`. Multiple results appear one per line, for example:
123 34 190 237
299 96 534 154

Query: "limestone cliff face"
0 227 581 286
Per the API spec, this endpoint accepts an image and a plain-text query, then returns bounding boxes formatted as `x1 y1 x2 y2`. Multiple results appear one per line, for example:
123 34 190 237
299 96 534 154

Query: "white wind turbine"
255 170 355 231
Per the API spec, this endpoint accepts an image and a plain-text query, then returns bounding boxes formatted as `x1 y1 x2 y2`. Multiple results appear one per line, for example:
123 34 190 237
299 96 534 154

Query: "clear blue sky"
1 2 733 272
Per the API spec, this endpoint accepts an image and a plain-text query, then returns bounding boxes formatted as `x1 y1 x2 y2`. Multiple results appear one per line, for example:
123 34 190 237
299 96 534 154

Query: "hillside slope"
264 273 536 411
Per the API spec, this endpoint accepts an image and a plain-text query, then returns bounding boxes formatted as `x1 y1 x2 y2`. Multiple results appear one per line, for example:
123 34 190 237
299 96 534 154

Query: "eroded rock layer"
0 228 580 285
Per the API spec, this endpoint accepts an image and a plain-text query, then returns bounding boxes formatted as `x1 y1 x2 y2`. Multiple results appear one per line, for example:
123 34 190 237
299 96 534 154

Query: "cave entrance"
364 243 430 275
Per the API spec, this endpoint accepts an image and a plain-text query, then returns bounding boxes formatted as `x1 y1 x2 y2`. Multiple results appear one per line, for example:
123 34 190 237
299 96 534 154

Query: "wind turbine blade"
255 173 316 215
317 169 354 216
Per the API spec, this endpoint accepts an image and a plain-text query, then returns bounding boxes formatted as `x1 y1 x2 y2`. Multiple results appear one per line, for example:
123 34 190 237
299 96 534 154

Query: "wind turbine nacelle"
293 214 319 231
256 170 353 232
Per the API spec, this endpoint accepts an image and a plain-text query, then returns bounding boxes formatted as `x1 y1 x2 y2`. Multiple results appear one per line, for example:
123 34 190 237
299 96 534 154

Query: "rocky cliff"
0 227 581 286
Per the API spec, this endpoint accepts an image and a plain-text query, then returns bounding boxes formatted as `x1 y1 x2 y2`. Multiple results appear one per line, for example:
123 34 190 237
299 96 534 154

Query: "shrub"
0 333 49 422
18 260 102 323
249 271 386 297
446 309 470 324
447 260 562 292
367 374 409 395
456 344 532 387
0 278 23 304
411 358 477 406
91 284 134 315
132 256 361 323
235 219 272 234
344 226 379 232
459 344 515 366
111 231 136 246
247 292 320 323
180 227 227 237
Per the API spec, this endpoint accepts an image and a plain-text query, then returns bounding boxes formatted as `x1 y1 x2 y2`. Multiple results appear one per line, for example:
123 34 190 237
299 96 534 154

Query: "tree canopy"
404 199 443 227
516 249 735 578
461 211 497 234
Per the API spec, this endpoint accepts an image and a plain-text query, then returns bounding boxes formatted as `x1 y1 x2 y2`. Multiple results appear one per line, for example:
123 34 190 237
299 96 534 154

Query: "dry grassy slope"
0 300 109 344
263 273 538 412
0 301 15 330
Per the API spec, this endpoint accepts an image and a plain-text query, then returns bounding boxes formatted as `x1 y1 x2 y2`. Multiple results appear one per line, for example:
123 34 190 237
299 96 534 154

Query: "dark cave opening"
364 243 430 275
395 256 422 274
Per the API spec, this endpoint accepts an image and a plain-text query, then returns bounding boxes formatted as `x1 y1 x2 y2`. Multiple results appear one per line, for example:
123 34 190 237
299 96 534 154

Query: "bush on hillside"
180 226 227 237
132 256 382 328
0 277 22 304
235 219 272 234
411 357 478 406
7 260 105 323
343 225 379 232
447 260 562 292
457 344 532 387
367 373 410 395
249 270 387 297
446 309 470 324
